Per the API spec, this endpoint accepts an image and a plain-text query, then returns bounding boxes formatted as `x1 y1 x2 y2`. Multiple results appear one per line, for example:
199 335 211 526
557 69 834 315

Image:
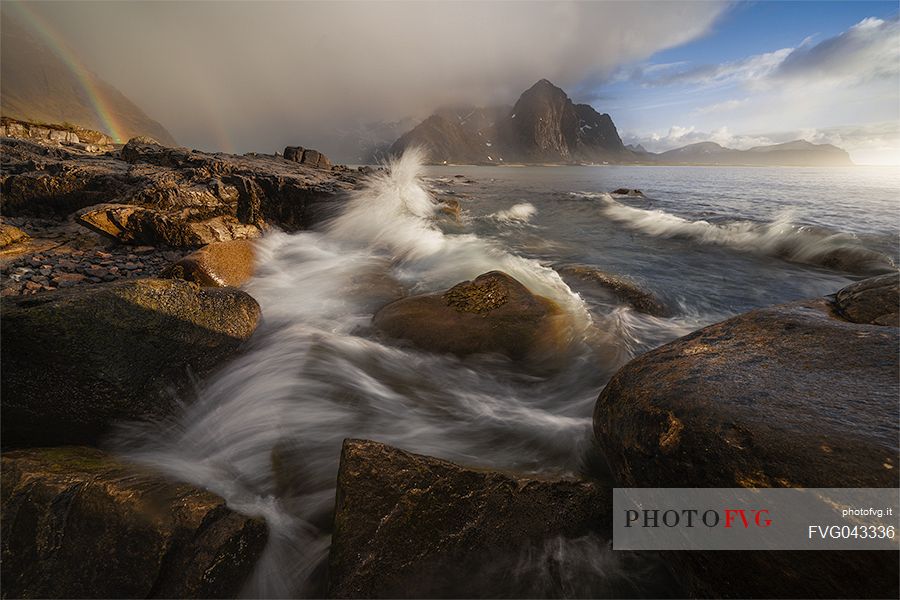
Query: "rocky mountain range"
388 79 853 167
653 139 852 167
1 12 176 145
391 79 627 164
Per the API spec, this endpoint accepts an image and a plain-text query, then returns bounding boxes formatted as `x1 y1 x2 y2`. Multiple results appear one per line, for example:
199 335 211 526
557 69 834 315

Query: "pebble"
1 241 190 297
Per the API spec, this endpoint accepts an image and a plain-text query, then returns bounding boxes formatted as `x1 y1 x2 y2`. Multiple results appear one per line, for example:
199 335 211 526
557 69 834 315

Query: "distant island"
389 79 853 167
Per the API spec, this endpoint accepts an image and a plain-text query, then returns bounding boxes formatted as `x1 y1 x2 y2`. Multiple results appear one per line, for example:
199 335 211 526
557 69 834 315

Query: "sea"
117 152 900 597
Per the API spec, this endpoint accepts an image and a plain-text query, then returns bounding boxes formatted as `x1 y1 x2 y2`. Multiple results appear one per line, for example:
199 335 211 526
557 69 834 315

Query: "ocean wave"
489 202 537 223
576 192 896 275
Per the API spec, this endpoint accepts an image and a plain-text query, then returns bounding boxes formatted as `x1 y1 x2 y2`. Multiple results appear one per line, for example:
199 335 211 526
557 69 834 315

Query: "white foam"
490 202 537 223
579 192 896 274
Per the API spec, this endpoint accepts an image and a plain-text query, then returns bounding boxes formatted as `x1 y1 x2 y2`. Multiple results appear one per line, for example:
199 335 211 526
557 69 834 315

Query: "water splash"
115 150 638 597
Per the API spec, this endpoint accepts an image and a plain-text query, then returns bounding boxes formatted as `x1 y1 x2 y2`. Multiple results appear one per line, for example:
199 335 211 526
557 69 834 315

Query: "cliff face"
1 12 176 145
391 79 626 164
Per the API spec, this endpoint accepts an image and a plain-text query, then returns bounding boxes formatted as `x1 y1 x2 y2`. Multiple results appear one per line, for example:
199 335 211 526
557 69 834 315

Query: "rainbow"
6 1 127 143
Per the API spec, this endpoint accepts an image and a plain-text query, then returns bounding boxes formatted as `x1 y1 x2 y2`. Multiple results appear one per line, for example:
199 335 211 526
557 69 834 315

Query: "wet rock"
0 223 28 248
1 278 261 447
610 188 644 197
373 271 569 360
76 202 262 247
437 197 461 221
163 239 256 287
1 447 267 598
557 265 669 316
1 137 356 244
593 295 899 598
328 439 616 598
833 272 899 326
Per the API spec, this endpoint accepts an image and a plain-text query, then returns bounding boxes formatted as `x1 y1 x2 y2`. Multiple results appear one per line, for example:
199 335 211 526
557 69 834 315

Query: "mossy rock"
1 278 261 447
372 271 570 361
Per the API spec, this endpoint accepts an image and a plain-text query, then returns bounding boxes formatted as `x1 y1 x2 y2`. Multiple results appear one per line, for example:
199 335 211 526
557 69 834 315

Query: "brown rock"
1 137 355 243
372 271 570 361
593 295 898 598
76 203 262 247
1 447 267 598
283 145 333 169
1 278 261 447
833 272 899 326
328 439 624 598
163 239 256 287
120 136 163 163
437 197 461 220
0 223 28 248
557 265 669 316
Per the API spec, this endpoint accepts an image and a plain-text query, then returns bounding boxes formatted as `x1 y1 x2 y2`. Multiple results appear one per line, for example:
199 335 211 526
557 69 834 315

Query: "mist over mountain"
391 80 627 164
0 11 175 145
655 140 852 166
388 80 851 166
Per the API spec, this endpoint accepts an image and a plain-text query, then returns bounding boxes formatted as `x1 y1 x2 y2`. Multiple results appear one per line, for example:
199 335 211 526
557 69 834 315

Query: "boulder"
120 136 163 163
329 439 639 598
557 265 669 316
833 272 898 325
1 278 261 447
1 447 267 598
162 239 256 287
437 197 461 221
0 223 28 248
283 146 333 169
372 271 569 360
593 283 899 598
610 188 644 197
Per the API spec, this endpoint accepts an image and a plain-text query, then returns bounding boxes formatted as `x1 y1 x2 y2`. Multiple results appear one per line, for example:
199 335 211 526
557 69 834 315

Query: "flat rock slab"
328 439 621 598
1 278 260 447
1 447 267 598
593 288 899 598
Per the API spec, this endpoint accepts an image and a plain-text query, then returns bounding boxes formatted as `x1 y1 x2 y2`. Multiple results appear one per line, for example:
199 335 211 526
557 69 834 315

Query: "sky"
4 0 899 164
600 1 900 165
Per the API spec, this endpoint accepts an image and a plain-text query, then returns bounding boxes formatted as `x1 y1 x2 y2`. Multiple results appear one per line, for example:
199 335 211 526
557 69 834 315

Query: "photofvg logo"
613 488 899 550
625 506 772 529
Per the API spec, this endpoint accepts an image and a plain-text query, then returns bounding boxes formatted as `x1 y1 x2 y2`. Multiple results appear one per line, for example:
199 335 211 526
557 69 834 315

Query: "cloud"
772 17 900 86
644 48 792 87
623 126 774 152
623 121 900 164
635 16 900 90
692 98 749 115
5 0 729 155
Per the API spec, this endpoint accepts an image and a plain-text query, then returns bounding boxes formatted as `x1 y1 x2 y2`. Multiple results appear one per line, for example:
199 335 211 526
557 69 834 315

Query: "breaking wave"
489 202 537 223
115 150 635 598
578 192 896 275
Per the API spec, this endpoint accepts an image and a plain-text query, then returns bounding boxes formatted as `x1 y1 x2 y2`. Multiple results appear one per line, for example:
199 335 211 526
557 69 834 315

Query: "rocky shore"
1 122 898 598
0 124 366 597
